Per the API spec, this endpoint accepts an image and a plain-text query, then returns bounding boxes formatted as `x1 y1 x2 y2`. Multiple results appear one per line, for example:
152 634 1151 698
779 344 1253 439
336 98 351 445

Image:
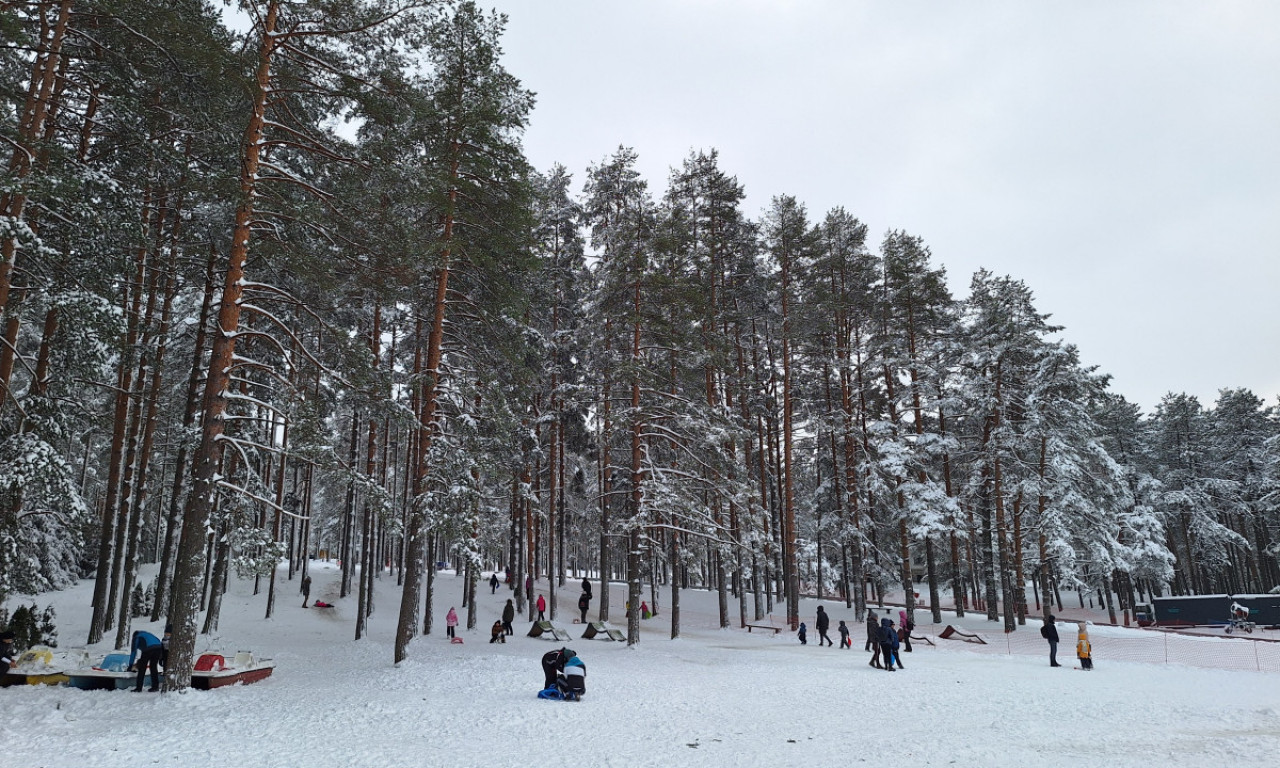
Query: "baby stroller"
1226 601 1255 634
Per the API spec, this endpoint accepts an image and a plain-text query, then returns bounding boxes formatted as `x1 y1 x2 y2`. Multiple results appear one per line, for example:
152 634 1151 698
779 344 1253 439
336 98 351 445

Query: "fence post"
1163 632 1168 665
1256 640 1261 672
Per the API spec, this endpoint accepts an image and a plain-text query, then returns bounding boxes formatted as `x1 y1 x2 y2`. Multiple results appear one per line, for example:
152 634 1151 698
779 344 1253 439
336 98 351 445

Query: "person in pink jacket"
446 607 458 639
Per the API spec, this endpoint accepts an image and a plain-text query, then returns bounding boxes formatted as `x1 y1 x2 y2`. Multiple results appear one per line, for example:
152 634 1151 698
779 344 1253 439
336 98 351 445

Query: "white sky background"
484 0 1280 413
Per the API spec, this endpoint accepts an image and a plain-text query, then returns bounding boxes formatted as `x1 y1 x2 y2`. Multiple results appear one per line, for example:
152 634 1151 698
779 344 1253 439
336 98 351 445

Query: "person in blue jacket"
878 618 901 671
128 626 170 692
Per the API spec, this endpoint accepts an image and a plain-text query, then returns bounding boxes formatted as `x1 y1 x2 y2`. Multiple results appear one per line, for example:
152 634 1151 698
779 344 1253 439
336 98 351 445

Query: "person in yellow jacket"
1076 622 1093 670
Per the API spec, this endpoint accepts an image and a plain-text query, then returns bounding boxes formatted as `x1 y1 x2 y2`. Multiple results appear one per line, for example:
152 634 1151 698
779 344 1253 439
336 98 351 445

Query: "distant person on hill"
490 620 506 644
816 606 833 646
838 620 851 649
502 599 515 635
578 592 591 624
1076 622 1093 670
536 594 547 621
641 601 651 619
1041 614 1061 667
446 607 458 639
490 573 500 594
797 622 807 645
301 574 311 608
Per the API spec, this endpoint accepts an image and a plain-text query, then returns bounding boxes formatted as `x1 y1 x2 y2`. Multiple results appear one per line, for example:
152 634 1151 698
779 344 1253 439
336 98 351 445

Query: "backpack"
1040 625 1049 639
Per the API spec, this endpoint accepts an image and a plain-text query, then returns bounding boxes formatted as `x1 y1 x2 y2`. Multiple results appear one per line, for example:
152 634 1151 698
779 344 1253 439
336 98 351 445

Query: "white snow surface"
3 564 1279 768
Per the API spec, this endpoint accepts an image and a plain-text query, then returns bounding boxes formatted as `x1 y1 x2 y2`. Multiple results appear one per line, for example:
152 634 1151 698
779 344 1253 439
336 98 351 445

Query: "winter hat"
164 624 173 634
0 630 13 641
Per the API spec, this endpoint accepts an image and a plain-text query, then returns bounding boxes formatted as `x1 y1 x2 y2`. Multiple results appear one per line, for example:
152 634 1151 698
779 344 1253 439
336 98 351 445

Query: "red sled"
450 637 464 644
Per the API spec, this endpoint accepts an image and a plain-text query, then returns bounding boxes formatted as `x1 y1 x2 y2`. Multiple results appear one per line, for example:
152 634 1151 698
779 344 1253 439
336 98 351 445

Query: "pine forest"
1 0 1277 689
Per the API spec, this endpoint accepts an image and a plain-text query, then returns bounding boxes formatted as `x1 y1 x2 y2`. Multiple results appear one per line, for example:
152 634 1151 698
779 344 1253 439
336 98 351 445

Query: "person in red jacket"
536 594 546 621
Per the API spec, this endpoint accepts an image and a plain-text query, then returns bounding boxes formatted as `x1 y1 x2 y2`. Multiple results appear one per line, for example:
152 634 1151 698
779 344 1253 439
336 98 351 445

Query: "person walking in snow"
816 606 833 647
1041 614 1062 667
838 620 851 649
536 593 547 621
1076 622 1093 670
898 610 914 653
641 600 651 619
866 611 881 667
578 592 590 624
502 598 515 636
301 574 311 608
797 622 807 645
446 607 458 639
879 618 901 671
489 573 500 594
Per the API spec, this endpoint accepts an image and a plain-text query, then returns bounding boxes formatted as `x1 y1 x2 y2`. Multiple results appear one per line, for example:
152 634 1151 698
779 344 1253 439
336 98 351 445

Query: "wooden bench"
746 623 783 634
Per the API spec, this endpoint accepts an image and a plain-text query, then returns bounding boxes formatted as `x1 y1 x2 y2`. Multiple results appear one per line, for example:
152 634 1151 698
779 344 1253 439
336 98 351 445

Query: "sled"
581 622 625 642
450 637 464 644
938 625 987 644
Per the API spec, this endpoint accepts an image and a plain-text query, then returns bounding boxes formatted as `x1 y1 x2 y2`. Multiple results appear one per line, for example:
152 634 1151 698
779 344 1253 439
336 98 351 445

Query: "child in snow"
1076 622 1093 670
838 620 851 649
446 607 458 639
490 620 505 644
797 622 807 645
536 594 546 621
556 655 586 700
898 610 914 652
641 601 651 619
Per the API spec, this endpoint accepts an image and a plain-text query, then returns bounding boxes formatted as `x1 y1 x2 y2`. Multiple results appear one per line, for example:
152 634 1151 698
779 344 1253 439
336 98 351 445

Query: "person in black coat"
837 620 851 649
578 592 591 624
0 630 15 677
541 647 576 690
866 611 881 667
502 598 515 636
581 577 592 599
489 573 500 594
1041 614 1061 667
815 606 833 647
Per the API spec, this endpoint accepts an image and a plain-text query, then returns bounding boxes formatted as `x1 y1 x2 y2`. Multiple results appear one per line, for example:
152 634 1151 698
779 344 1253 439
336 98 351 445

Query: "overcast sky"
480 0 1279 414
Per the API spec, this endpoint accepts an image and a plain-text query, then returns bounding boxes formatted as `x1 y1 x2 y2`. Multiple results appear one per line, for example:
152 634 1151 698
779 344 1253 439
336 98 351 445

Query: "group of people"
1041 614 1093 670
796 607 913 671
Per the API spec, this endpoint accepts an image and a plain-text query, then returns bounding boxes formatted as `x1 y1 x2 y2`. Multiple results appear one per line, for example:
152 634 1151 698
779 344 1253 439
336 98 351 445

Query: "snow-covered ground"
3 563 1279 768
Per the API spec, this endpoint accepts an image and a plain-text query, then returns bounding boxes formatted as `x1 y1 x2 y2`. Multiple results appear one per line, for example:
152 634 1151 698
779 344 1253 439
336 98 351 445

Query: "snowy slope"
2 562 1278 768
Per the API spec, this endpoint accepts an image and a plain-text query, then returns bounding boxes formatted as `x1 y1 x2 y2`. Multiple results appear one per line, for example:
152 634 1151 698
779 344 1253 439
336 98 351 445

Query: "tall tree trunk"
166 1 280 690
